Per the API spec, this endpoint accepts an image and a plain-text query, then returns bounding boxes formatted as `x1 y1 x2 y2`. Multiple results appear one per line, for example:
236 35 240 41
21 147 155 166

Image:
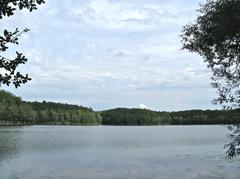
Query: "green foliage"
101 108 165 125
0 28 31 88
181 0 240 158
0 90 35 124
2 89 238 127
0 90 102 125
101 108 240 126
0 0 45 19
181 0 240 109
0 0 44 88
27 101 102 125
225 125 240 158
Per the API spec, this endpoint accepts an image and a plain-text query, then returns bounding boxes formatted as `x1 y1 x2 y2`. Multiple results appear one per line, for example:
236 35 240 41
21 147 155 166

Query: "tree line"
0 90 102 125
0 89 240 126
101 108 240 125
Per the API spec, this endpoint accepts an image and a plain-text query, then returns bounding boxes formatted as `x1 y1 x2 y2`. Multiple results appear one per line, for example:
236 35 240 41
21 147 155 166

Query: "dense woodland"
0 90 102 125
101 108 240 125
0 90 239 126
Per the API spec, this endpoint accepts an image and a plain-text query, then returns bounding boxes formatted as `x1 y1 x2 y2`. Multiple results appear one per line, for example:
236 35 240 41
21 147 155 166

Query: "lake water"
0 125 239 179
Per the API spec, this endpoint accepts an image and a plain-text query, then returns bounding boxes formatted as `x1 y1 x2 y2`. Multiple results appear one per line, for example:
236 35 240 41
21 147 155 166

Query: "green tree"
181 0 240 157
0 0 45 88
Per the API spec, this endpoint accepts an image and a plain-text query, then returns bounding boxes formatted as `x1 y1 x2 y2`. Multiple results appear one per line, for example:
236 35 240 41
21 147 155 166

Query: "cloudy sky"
1 0 219 111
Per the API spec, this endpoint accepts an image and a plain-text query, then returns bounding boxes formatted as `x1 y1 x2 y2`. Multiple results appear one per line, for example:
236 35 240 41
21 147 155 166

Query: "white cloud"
2 0 217 111
139 104 148 109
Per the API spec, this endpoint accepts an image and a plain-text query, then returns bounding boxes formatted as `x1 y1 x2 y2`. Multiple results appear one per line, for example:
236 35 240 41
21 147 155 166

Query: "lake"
0 125 239 179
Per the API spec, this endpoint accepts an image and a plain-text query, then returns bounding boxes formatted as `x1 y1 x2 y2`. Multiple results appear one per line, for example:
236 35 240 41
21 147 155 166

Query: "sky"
1 0 219 111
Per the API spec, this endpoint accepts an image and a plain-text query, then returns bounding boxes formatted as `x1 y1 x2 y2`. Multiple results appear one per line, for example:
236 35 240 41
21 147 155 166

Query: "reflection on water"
0 125 239 179
0 127 24 165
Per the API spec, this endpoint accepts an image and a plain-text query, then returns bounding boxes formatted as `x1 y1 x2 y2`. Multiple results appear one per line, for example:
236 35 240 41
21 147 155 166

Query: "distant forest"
101 108 240 125
0 90 239 126
0 90 102 125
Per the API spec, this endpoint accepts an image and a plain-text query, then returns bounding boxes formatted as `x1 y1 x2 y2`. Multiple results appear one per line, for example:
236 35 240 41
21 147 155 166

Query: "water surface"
0 125 239 179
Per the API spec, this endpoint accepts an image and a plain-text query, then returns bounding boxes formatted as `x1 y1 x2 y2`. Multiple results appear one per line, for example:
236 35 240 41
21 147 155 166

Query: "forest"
0 90 239 126
101 108 240 125
0 90 102 125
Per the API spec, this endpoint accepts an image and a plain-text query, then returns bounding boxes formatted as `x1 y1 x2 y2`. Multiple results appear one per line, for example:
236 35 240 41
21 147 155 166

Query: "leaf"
4 30 8 37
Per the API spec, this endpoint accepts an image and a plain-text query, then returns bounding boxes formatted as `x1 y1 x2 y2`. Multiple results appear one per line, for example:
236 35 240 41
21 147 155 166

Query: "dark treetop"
0 90 102 125
101 108 240 126
181 0 240 157
181 0 240 109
